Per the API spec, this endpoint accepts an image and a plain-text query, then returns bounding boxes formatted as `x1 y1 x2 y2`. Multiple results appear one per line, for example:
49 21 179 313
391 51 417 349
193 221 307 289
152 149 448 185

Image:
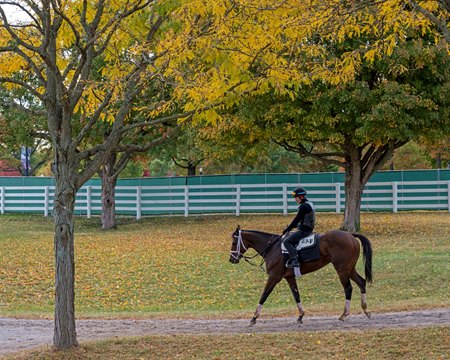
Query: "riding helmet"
292 187 307 197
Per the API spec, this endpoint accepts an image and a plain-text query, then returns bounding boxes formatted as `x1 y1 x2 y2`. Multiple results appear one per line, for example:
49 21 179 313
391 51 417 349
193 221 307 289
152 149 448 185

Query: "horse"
229 226 373 326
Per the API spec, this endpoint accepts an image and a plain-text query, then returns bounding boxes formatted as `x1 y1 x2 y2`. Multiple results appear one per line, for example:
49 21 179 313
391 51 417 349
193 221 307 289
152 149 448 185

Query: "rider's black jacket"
283 199 315 234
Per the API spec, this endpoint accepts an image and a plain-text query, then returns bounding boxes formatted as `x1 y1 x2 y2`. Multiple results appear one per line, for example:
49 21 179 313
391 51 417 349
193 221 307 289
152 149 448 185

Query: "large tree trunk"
341 145 364 232
52 157 78 348
340 141 398 232
342 165 364 232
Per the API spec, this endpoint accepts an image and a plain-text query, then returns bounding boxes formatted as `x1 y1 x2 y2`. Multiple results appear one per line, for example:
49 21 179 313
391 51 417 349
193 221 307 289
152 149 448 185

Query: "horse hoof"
365 311 371 319
297 312 304 324
338 314 349 321
249 317 257 326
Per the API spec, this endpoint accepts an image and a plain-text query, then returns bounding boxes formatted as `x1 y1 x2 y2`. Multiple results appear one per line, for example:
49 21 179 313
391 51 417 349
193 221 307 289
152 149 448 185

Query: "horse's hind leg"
350 269 371 319
285 276 305 323
337 272 353 321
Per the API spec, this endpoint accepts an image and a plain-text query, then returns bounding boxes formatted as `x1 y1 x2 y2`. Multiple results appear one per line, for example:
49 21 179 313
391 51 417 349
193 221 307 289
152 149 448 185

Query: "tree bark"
100 157 118 230
340 141 364 232
342 163 364 232
52 156 78 348
339 141 400 232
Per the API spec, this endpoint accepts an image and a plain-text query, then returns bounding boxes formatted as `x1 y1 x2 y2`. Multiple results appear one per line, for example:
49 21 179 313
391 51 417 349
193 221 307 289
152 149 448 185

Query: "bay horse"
229 226 373 325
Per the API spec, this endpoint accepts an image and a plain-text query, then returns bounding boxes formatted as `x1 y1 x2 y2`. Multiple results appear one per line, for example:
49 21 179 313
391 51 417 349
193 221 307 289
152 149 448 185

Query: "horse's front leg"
250 275 282 326
285 276 305 323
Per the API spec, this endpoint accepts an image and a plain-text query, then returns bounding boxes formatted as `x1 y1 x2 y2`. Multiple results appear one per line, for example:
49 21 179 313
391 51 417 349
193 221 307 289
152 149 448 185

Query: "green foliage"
119 161 144 178
0 86 47 148
381 142 432 170
0 86 51 175
148 158 176 176
156 0 181 16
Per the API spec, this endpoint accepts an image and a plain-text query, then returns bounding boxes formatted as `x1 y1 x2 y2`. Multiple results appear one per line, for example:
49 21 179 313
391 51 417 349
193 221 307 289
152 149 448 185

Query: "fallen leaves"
0 212 448 316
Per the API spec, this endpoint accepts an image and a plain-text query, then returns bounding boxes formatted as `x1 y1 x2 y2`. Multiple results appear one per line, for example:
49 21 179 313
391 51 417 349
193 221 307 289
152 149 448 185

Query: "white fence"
1 180 449 218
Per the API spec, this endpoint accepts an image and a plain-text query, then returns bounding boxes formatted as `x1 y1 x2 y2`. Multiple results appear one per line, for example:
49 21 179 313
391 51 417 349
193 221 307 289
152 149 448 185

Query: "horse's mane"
242 229 279 237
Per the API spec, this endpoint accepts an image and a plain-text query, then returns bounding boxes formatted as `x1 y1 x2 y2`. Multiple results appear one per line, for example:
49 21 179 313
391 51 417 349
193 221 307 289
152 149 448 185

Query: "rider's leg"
283 232 300 267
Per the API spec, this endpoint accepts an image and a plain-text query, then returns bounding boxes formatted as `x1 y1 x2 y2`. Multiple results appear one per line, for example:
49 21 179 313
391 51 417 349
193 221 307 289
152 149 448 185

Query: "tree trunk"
342 170 364 232
436 153 442 168
341 149 364 232
101 172 117 230
53 160 78 349
187 163 196 176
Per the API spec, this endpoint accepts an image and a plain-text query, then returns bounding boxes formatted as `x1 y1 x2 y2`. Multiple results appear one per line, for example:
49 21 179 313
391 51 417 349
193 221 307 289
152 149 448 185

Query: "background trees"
223 37 449 231
0 86 50 175
163 0 449 231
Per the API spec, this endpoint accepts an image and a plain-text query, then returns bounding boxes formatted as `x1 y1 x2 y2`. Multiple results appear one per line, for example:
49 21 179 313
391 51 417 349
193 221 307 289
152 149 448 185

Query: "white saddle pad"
281 233 316 253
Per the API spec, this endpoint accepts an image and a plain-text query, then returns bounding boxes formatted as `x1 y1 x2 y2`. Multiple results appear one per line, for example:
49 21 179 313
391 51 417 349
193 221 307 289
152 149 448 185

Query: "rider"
282 187 315 268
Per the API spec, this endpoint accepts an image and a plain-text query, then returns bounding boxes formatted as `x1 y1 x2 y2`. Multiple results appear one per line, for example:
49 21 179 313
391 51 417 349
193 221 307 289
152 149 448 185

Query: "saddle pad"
282 234 321 263
281 233 316 252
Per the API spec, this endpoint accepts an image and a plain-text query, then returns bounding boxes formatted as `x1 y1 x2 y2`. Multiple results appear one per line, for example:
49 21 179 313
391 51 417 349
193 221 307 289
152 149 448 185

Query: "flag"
21 146 30 176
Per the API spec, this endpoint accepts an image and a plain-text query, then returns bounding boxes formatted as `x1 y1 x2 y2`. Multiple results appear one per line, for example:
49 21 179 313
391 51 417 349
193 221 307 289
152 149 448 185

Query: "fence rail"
1 180 449 218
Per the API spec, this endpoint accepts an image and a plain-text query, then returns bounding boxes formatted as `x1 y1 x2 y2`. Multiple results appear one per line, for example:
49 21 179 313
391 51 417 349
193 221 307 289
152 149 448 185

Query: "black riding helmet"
292 187 307 197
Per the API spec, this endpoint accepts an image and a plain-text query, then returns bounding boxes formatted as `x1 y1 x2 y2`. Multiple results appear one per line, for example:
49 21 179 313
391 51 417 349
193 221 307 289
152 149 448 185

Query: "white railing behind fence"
0 181 449 218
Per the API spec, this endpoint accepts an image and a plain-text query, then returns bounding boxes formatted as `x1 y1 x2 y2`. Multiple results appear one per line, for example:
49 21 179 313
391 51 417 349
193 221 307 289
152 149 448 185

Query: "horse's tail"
352 233 373 284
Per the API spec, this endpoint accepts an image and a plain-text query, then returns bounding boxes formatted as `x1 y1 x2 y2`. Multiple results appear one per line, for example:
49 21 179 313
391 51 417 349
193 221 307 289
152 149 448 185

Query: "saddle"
281 233 321 262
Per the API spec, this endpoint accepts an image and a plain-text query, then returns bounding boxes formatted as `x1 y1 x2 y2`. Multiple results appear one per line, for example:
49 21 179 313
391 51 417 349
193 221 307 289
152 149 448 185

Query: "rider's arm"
283 205 308 233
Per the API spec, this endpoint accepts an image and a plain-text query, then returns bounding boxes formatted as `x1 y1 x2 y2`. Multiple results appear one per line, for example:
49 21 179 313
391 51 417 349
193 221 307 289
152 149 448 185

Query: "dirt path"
1 308 449 356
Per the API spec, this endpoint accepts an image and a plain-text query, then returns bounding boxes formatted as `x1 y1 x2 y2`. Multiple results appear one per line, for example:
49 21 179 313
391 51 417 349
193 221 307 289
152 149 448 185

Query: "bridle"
230 229 247 262
230 229 282 270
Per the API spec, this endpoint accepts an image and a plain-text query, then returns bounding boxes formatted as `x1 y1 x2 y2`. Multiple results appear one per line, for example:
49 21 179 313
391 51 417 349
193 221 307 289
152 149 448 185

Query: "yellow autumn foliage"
1 0 447 123
151 0 448 118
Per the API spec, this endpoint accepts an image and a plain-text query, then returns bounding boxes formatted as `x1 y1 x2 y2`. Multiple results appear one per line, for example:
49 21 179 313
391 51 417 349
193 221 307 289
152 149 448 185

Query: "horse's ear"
237 224 240 230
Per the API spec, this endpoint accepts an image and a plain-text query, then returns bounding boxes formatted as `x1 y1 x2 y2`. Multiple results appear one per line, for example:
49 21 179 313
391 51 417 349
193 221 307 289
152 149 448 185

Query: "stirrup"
286 259 299 268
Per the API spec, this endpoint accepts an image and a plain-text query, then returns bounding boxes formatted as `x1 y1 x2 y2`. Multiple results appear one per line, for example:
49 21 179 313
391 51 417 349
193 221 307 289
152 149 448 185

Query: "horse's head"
229 225 247 264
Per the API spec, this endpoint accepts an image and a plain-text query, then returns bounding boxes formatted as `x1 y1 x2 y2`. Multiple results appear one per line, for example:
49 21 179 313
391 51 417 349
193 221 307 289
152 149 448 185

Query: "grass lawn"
5 327 449 360
0 212 449 318
0 212 449 359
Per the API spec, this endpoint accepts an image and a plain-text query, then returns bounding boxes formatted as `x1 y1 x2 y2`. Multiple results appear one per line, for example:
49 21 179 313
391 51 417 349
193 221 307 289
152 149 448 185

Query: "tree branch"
0 77 45 101
0 6 42 54
408 0 450 43
117 124 182 154
275 139 345 167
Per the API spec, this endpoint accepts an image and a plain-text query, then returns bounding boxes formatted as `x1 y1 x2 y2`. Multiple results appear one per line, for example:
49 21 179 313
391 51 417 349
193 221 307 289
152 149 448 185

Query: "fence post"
44 186 49 217
335 183 341 214
235 185 241 216
136 186 142 220
184 186 189 217
448 181 450 213
282 184 288 215
86 186 91 218
0 187 4 214
392 182 398 213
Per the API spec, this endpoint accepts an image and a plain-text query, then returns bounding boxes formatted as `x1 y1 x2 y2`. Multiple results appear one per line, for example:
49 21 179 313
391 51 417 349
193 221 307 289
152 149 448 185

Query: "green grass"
5 327 449 360
0 212 449 318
